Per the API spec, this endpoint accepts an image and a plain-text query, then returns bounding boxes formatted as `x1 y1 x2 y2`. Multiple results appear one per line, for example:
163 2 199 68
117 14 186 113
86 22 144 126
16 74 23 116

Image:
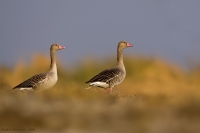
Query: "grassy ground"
0 54 200 133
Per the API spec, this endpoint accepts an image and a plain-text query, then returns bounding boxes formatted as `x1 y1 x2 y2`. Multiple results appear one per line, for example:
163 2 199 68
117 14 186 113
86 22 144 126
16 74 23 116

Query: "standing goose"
85 41 133 93
13 44 65 91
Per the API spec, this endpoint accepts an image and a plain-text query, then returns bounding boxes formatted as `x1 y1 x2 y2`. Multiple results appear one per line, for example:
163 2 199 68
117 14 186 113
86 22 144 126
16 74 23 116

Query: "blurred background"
0 1 200 133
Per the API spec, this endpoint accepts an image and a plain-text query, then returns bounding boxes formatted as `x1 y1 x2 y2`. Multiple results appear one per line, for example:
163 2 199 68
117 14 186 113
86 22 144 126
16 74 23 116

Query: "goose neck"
50 49 56 69
117 48 124 66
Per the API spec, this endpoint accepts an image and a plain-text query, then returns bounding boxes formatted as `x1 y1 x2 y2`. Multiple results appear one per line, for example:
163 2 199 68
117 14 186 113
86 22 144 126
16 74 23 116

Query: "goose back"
86 67 126 88
13 72 58 91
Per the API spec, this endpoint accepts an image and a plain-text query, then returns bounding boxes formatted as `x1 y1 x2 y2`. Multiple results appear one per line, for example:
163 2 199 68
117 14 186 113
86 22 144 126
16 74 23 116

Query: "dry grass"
0 54 200 133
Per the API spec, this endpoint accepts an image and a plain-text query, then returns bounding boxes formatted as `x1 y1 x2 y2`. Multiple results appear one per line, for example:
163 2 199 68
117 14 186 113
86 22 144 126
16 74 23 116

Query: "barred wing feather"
85 68 121 84
13 73 47 89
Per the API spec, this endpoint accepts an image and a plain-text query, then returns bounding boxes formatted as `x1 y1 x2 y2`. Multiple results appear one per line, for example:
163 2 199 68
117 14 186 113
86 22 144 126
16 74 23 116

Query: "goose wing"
85 68 121 84
13 73 47 90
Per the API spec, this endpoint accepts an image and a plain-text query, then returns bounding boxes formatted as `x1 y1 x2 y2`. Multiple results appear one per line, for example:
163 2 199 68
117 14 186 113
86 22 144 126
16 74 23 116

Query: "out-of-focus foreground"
0 55 200 133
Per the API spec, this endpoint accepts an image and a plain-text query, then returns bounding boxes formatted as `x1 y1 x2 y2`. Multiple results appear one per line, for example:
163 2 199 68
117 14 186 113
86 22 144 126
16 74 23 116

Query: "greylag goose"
13 44 65 91
85 41 133 93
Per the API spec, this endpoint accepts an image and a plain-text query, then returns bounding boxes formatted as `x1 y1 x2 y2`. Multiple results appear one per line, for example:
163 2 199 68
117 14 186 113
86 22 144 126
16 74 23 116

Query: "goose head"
51 44 65 51
118 41 133 50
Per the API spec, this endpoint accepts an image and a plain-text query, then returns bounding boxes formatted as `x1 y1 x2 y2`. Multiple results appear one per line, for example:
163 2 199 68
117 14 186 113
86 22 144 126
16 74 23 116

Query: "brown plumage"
85 41 133 93
13 44 65 91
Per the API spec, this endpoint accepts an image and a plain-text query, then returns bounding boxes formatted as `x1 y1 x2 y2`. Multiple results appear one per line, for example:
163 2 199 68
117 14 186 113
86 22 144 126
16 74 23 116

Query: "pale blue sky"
0 1 200 69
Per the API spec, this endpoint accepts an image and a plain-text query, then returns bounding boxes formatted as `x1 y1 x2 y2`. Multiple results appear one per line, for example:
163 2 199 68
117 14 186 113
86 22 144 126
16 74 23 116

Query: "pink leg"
110 88 113 94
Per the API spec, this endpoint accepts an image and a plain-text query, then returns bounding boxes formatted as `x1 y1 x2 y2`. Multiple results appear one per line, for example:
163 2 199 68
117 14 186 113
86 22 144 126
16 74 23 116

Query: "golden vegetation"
0 54 200 133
